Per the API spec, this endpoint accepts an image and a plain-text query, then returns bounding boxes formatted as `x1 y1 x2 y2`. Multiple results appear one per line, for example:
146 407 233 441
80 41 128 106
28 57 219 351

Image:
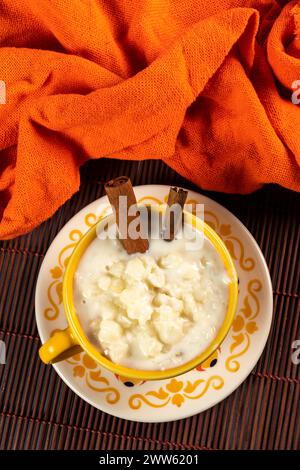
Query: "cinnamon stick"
163 186 188 241
104 176 149 254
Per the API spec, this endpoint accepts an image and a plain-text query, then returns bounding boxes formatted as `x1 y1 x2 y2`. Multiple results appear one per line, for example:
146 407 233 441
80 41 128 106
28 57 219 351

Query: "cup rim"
63 205 238 380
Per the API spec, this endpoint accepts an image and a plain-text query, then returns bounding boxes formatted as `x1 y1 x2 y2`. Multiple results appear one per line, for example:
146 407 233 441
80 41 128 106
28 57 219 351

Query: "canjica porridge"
73 216 230 371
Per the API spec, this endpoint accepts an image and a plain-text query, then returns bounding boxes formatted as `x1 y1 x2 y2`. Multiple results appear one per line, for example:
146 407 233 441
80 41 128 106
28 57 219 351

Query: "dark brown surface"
0 158 299 450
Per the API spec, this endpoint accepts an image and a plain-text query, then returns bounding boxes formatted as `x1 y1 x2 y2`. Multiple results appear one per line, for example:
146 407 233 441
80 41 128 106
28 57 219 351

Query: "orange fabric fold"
0 0 299 239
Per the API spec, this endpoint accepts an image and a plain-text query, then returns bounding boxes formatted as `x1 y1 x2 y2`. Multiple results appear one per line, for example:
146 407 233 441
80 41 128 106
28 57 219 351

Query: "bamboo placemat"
0 158 299 450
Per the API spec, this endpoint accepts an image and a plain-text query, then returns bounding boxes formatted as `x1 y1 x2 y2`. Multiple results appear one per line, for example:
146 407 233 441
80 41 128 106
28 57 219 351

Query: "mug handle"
39 328 81 364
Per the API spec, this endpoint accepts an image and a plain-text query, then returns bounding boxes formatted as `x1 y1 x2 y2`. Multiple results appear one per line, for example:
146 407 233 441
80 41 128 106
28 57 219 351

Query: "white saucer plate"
35 185 273 422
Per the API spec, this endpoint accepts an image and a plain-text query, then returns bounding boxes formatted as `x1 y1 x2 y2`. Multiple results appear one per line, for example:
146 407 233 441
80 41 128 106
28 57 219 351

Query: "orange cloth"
0 1 299 239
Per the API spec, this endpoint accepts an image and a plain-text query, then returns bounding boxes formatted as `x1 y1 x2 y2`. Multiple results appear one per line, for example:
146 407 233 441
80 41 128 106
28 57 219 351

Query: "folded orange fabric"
0 1 299 239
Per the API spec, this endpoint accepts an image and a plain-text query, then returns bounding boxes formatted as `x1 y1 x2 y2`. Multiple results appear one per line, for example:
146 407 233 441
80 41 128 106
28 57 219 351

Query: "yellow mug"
39 206 238 380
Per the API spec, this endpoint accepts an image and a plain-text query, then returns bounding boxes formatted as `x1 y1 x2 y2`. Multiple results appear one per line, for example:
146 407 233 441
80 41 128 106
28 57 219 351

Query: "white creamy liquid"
73 218 229 371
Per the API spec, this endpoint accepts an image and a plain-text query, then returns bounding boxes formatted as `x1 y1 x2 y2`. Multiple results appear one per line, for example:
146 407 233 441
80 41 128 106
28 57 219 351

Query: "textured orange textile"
0 1 299 239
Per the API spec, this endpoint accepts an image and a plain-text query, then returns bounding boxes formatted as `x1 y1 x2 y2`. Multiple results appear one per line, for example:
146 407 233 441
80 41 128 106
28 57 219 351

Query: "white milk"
73 219 229 371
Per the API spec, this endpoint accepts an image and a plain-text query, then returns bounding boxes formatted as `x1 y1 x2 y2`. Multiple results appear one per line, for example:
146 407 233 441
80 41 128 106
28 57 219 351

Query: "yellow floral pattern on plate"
225 279 262 372
129 376 224 408
66 353 120 404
